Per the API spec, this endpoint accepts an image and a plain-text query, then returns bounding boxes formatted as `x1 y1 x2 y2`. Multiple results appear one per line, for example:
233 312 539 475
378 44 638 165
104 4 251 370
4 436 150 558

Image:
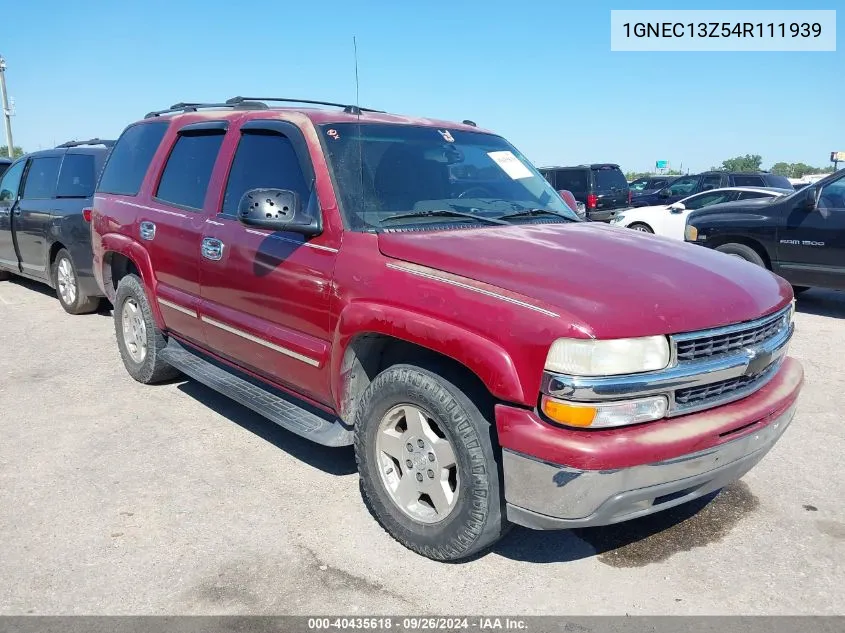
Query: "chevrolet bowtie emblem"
744 346 773 376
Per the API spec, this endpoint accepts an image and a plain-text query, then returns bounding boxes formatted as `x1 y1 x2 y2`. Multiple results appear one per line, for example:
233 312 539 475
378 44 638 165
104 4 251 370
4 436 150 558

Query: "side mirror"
669 202 685 212
803 186 820 211
237 188 322 236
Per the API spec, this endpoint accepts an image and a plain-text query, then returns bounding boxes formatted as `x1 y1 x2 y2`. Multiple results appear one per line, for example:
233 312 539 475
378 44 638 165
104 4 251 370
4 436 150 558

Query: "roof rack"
144 100 269 119
225 96 383 114
56 138 115 148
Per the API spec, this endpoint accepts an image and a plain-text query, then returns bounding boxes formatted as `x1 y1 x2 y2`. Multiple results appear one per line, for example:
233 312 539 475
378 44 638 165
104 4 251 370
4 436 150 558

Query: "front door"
15 155 61 279
660 175 701 204
0 158 27 270
199 120 339 405
776 172 845 289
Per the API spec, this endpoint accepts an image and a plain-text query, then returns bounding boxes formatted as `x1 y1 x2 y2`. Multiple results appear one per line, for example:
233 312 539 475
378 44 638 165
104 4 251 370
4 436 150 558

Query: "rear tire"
628 222 654 234
114 274 180 384
354 364 508 561
53 248 100 315
715 243 766 268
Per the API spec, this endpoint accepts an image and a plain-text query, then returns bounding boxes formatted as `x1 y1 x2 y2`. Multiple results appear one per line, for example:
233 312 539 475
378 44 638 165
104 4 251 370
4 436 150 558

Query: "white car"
610 187 792 239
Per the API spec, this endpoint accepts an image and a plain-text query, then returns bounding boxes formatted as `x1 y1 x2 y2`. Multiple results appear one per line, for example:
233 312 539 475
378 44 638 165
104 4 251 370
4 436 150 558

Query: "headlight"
545 336 670 376
541 394 668 429
684 224 698 241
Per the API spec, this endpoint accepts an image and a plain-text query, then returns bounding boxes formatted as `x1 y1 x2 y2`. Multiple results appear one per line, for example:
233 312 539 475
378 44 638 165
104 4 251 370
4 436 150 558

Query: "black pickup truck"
685 168 845 291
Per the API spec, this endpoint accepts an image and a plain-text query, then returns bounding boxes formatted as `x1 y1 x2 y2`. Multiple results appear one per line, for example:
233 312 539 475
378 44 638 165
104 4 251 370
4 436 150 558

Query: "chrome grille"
674 361 780 409
674 307 789 363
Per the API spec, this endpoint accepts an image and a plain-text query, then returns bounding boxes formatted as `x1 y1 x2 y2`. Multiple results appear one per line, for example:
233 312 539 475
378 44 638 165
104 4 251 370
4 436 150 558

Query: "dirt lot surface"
1 278 843 615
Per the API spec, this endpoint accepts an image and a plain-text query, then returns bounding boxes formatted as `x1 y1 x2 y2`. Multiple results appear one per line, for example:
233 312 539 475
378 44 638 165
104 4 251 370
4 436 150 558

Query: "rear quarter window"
732 175 765 187
98 122 168 196
554 170 589 192
56 154 96 198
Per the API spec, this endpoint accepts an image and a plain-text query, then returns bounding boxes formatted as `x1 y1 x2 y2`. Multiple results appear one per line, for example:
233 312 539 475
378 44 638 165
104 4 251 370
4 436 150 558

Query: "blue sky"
2 0 842 173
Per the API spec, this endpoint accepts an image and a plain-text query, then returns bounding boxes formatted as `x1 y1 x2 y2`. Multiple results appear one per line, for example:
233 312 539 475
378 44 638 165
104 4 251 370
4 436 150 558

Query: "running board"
160 339 353 447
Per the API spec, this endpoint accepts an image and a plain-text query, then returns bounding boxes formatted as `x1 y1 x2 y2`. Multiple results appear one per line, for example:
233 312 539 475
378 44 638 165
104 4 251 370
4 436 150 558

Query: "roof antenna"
353 36 366 226
353 36 361 116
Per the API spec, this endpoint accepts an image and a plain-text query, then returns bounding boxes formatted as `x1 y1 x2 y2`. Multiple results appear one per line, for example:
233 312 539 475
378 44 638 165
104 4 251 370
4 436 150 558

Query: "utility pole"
0 54 14 159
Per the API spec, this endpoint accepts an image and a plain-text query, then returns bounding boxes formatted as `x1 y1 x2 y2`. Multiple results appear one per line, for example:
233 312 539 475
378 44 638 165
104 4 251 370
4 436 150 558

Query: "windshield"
319 123 578 229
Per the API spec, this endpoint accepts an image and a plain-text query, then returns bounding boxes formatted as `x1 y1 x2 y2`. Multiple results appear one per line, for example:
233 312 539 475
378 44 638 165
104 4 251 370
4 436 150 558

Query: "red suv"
91 97 803 561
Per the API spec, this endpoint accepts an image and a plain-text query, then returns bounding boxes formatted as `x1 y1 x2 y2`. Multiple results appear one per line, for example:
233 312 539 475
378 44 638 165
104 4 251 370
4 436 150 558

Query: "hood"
688 196 778 216
378 223 791 339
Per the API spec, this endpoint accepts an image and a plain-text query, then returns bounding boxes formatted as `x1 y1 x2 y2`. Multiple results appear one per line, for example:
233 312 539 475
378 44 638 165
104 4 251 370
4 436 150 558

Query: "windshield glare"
319 124 578 229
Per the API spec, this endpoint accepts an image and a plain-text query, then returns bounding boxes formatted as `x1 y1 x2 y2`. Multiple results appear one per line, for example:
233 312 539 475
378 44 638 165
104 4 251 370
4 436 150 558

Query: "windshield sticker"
438 129 455 143
326 129 340 140
487 151 533 180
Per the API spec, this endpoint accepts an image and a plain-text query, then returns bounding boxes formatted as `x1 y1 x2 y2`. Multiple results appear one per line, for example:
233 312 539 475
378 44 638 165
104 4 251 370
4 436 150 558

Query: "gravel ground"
1 277 843 615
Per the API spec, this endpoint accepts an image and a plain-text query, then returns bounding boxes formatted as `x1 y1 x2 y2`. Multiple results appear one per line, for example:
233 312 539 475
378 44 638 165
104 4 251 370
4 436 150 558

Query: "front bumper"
498 357 803 530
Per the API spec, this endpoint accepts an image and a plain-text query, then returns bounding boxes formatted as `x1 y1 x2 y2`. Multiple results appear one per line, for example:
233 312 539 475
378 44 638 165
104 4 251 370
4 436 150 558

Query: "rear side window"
156 133 225 210
554 170 589 192
98 122 168 196
222 132 309 216
23 156 61 199
700 174 723 191
56 154 96 198
733 175 765 187
593 167 627 192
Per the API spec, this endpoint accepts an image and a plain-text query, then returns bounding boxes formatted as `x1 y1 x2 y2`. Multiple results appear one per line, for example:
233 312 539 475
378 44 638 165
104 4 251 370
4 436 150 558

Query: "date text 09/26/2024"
307 617 527 631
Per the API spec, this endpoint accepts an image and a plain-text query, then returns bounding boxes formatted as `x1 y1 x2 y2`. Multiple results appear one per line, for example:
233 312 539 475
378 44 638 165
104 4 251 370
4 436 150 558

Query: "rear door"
0 158 27 270
199 119 339 404
143 121 228 347
592 166 628 210
15 154 62 280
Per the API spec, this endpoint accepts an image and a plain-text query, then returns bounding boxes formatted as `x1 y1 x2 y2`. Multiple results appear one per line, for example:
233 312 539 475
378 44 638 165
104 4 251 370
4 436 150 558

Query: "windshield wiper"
380 209 508 226
496 208 577 222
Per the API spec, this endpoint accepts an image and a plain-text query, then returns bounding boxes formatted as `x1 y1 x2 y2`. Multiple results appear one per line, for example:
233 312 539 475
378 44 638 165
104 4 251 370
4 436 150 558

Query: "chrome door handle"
201 237 224 261
139 221 156 241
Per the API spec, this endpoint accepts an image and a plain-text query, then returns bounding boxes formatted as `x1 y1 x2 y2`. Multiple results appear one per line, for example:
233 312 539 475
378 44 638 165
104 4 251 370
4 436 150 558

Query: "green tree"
770 162 791 177
0 145 25 159
720 154 763 172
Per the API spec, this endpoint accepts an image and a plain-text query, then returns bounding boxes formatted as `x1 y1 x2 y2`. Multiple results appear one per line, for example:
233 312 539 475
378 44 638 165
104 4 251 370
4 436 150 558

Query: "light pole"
0 55 14 159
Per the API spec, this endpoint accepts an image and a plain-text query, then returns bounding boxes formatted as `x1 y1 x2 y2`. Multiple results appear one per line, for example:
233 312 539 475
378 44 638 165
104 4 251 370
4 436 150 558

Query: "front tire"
628 222 654 233
715 243 766 268
53 248 100 315
354 364 507 561
114 274 180 384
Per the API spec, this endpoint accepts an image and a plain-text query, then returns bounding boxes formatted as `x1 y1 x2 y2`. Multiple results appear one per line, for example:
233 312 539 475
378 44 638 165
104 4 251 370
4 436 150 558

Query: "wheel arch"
99 235 163 326
708 235 772 269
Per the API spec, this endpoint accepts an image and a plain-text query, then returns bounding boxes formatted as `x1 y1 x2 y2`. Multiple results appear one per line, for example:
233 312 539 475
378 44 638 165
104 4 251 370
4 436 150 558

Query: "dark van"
538 164 630 222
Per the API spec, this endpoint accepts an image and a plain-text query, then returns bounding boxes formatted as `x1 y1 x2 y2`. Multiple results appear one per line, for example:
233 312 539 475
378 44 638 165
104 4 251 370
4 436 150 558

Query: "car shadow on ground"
176 379 357 476
6 275 55 298
795 288 845 319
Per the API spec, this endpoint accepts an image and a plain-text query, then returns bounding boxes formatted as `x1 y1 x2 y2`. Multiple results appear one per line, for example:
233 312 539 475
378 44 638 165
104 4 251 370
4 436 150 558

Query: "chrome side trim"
158 298 197 318
200 316 320 367
112 199 188 218
244 229 339 253
543 322 793 416
386 263 559 318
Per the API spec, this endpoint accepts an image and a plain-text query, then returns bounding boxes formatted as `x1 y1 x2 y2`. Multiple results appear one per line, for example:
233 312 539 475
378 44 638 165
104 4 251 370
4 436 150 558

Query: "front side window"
683 190 735 210
23 157 61 199
222 132 309 216
319 124 578 229
665 176 699 196
629 177 649 191
57 154 96 198
818 173 845 211
0 159 26 204
98 122 168 196
156 132 225 210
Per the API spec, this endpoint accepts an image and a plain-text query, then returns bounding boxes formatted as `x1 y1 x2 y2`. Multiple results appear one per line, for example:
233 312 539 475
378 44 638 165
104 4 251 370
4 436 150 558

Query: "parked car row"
0 97 808 562
539 163 631 222
632 170 793 207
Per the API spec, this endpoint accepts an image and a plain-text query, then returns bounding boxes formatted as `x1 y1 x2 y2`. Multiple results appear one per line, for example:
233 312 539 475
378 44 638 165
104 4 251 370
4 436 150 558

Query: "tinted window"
737 191 773 200
732 175 765 187
683 190 735 210
629 177 649 191
0 160 26 203
222 132 309 216
554 170 589 192
23 157 61 199
700 174 723 191
764 174 793 189
650 178 670 189
818 174 845 211
593 167 627 192
665 176 699 196
56 154 97 198
156 132 224 210
98 122 168 196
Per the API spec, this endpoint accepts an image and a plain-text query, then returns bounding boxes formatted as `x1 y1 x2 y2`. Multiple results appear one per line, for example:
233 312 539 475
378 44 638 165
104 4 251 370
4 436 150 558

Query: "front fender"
330 301 527 409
